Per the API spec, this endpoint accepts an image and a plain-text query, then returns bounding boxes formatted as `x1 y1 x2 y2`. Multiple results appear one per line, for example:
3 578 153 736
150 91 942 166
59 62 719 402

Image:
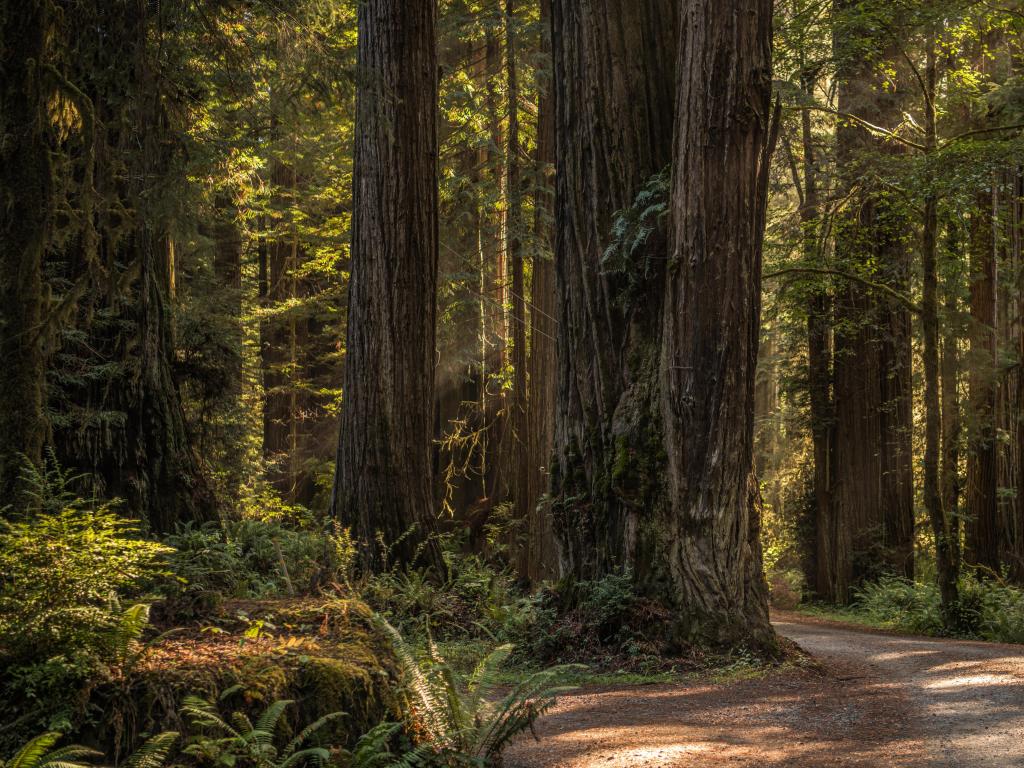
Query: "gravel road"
775 614 1024 767
505 613 1024 767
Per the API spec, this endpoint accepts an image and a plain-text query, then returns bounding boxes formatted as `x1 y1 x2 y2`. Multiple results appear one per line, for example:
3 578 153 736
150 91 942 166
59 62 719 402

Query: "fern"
182 694 342 768
0 733 99 768
123 733 179 768
374 616 582 765
342 723 436 768
600 167 671 308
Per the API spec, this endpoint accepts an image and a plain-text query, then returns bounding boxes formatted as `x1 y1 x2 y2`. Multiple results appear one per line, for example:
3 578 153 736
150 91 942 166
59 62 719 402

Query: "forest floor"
504 612 1024 767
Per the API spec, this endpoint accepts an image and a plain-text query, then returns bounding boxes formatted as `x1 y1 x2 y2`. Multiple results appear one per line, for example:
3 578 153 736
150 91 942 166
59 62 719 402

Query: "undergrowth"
801 574 1024 644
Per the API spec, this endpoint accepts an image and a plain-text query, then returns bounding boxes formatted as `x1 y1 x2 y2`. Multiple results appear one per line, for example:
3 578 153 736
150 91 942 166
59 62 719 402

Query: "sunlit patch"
925 674 1017 689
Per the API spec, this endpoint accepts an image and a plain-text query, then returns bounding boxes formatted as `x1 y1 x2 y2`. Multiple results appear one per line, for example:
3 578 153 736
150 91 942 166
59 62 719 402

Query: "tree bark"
966 182 1000 574
523 0 559 583
660 0 776 646
330 0 443 573
47 0 215 532
505 0 530 573
550 0 676 585
830 7 914 599
941 223 964 595
796 69 835 600
0 0 51 504
923 37 960 620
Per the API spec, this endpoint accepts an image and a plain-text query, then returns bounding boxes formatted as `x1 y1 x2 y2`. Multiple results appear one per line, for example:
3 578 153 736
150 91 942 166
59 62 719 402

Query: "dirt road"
505 613 1024 767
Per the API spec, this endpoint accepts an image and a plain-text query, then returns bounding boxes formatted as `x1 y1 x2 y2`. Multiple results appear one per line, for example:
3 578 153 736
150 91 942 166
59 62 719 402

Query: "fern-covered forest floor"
504 613 1024 767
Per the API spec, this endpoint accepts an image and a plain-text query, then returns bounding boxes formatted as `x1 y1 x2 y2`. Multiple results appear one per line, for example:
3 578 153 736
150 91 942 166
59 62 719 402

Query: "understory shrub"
506 571 672 668
0 501 171 747
853 574 1024 643
161 519 354 617
360 551 529 642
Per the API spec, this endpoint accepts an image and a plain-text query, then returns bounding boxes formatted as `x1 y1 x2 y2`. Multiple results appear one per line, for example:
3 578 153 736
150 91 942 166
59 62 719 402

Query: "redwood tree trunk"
829 14 914 600
48 0 214 532
0 0 51 503
967 184 1000 574
660 0 775 646
550 0 676 585
330 0 443 573
523 0 560 583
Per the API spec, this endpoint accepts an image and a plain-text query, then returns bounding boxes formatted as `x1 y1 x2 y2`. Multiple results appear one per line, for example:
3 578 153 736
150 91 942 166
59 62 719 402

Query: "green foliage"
506 571 670 668
182 693 342 768
0 732 177 768
340 723 424 768
360 552 527 642
0 733 99 768
161 519 355 616
0 478 172 747
378 619 579 767
848 574 1024 643
600 168 670 306
0 506 170 664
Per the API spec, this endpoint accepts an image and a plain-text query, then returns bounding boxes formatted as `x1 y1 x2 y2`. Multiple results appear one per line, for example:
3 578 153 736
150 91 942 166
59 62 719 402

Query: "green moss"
88 599 400 757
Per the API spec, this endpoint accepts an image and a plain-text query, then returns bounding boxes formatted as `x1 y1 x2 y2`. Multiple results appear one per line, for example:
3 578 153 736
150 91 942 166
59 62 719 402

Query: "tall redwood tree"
330 0 443 572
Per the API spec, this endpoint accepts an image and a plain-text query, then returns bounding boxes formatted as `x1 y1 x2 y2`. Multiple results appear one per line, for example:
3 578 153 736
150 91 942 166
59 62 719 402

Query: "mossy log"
85 599 402 759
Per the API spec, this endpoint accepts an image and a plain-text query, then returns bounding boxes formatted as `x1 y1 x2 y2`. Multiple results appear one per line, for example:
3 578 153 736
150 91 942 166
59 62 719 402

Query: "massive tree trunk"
967 183 1000 574
660 0 775 646
829 10 914 600
0 0 51 503
550 0 676 585
330 0 443 572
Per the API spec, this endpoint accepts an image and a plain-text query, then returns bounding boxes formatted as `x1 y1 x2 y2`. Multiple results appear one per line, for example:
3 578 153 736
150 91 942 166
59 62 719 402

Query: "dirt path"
505 613 1024 767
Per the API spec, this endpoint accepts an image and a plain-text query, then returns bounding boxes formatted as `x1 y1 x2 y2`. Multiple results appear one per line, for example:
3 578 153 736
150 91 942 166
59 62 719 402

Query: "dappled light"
4 0 1024 766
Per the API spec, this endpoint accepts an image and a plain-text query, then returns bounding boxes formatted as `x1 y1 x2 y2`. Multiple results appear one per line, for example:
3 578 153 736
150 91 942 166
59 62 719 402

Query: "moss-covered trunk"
0 0 51 503
49 0 214 531
549 0 676 588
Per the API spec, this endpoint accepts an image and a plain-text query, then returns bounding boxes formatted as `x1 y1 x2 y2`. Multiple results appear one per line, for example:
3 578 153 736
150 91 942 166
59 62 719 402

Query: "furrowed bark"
330 0 444 573
660 0 776 647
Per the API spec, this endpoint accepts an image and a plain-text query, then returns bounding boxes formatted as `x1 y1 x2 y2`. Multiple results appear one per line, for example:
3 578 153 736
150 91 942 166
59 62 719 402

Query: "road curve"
774 614 1024 767
506 614 1024 767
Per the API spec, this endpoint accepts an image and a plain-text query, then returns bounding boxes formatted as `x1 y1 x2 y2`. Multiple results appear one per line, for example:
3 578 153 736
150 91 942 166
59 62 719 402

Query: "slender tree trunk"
967 182 1000 574
923 38 960 620
524 0 559 583
505 0 530 572
0 0 51 503
330 0 443 573
262 160 299 499
941 220 963 579
660 0 776 646
550 0 676 585
798 70 835 600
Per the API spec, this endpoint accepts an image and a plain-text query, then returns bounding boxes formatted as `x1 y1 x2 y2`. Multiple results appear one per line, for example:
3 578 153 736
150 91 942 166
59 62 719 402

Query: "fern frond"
467 644 512 702
253 699 292 736
275 747 329 768
280 712 344 758
181 695 242 740
123 732 178 768
344 722 402 768
5 734 100 768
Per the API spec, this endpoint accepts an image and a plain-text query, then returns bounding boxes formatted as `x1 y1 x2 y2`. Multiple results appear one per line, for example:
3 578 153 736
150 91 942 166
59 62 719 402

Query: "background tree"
329 0 444 571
